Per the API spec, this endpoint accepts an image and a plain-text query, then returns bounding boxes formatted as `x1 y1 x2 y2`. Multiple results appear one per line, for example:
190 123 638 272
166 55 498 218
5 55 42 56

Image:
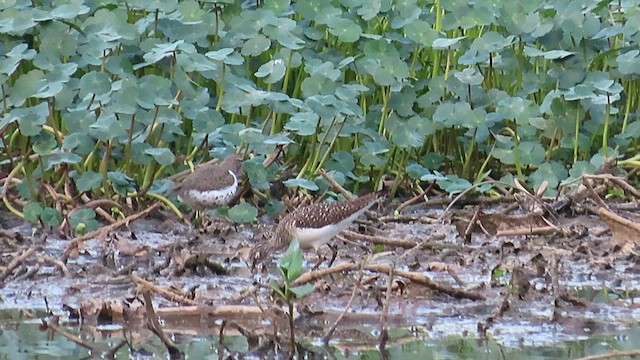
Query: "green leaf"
69 208 99 234
32 132 57 155
108 172 137 195
279 239 303 282
284 112 319 136
41 207 62 226
241 34 271 56
144 148 175 166
290 283 314 298
244 158 274 191
327 17 362 43
42 152 82 169
432 36 467 49
454 68 484 85
283 178 319 191
269 280 286 299
79 71 112 97
436 175 473 195
254 59 286 84
23 202 44 223
75 171 103 193
228 203 258 223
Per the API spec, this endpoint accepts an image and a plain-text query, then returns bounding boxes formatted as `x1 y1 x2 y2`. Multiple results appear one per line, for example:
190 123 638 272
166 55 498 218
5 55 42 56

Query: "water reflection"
0 309 638 359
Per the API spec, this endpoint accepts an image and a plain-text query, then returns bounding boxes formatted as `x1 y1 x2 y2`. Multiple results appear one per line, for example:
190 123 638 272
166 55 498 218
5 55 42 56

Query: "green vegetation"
269 240 315 354
1 0 639 227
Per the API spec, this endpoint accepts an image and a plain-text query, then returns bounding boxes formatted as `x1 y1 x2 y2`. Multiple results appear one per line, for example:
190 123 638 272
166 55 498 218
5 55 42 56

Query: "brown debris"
597 207 640 245
0 245 40 284
291 262 485 301
62 202 162 262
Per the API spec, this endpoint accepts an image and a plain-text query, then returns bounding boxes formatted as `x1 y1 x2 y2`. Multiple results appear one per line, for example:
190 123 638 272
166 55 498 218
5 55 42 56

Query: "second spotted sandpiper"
250 191 384 266
174 154 243 210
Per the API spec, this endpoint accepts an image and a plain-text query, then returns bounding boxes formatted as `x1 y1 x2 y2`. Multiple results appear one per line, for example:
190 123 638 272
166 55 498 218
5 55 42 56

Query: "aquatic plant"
0 0 638 227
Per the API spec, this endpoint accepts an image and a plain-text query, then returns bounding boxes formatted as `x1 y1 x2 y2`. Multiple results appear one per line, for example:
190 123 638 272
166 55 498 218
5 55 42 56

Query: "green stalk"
309 117 338 176
216 63 226 112
474 144 494 184
1 162 25 219
461 130 476 179
431 0 442 79
123 114 136 174
602 96 610 156
313 118 347 174
377 86 390 134
620 80 633 134
573 105 580 163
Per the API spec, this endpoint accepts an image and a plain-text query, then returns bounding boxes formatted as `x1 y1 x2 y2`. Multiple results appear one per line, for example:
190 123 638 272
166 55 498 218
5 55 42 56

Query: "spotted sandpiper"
174 154 243 210
250 191 384 266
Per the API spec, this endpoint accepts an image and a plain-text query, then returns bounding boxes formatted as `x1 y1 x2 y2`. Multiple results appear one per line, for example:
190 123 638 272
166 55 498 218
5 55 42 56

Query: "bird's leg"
191 210 204 227
311 249 326 271
327 243 338 268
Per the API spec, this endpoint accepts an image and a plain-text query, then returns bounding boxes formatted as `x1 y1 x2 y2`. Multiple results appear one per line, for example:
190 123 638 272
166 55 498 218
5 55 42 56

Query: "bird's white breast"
293 205 371 250
181 170 238 206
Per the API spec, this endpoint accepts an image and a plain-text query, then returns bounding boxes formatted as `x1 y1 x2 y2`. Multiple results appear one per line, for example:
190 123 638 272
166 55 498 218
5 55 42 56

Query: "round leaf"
228 203 258 223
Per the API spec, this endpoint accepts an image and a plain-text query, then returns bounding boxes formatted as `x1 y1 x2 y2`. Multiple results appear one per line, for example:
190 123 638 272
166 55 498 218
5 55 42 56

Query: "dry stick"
62 202 161 261
438 180 504 221
80 194 120 223
291 262 485 301
319 169 353 200
341 230 417 249
610 177 640 198
41 318 98 354
262 143 286 168
583 179 610 210
343 230 454 252
576 349 640 360
394 182 434 214
464 208 480 239
584 173 640 198
446 267 465 287
141 290 182 357
153 305 263 318
0 245 40 284
378 213 437 224
598 207 640 232
104 340 128 359
131 274 198 306
379 263 395 349
323 259 366 343
41 255 70 277
496 226 563 237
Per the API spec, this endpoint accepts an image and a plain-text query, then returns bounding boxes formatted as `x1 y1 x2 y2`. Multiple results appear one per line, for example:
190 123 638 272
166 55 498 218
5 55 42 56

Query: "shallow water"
0 309 638 359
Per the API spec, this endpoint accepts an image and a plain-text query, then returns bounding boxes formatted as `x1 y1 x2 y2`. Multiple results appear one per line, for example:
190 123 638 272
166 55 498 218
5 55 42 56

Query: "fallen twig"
41 255 70 277
319 169 352 200
142 290 182 358
323 258 366 343
576 349 640 360
291 262 485 301
394 182 434 214
0 245 40 284
343 230 453 253
496 225 565 237
41 317 98 354
341 230 417 249
378 213 437 224
155 305 263 318
62 202 161 262
131 274 198 306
